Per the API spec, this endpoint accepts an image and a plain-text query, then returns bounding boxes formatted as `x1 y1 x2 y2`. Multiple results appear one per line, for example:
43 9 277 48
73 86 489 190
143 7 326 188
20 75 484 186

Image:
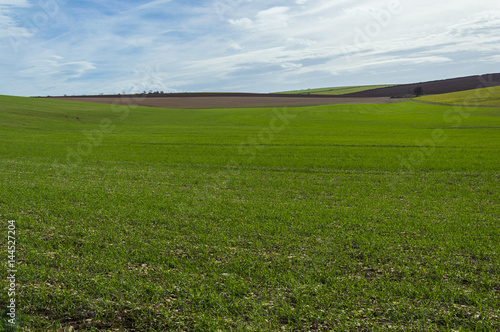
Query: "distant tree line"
143 91 165 95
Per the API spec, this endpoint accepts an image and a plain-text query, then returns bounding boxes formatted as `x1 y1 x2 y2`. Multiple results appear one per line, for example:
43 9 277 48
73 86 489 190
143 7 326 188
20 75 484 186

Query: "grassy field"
1 95 499 331
416 86 500 106
277 85 392 95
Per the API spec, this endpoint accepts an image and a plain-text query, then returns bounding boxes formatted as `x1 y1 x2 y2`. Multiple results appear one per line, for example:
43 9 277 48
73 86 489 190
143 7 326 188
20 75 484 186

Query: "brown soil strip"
47 94 403 109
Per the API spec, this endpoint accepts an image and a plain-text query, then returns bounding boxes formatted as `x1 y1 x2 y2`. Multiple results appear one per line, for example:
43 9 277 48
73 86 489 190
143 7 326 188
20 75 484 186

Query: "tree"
413 86 423 97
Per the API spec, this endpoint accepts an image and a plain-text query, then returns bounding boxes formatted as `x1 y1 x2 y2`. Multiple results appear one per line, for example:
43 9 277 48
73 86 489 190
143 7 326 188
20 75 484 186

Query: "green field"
277 85 392 95
1 95 500 331
416 86 500 106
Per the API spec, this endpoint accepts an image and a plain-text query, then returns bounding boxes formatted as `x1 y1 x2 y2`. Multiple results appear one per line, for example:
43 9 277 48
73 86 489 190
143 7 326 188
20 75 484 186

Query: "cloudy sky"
1 0 499 96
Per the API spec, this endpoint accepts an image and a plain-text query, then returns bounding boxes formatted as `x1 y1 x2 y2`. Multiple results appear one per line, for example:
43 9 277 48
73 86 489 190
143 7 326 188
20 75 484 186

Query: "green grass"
1 95 499 331
277 85 392 95
416 86 500 106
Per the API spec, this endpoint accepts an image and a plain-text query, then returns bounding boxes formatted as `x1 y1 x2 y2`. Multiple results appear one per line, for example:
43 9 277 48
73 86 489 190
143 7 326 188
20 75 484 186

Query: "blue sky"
1 0 500 96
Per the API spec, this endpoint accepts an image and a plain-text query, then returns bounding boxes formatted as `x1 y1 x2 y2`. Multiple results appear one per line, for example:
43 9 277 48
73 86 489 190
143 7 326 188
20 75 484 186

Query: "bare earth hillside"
342 73 500 97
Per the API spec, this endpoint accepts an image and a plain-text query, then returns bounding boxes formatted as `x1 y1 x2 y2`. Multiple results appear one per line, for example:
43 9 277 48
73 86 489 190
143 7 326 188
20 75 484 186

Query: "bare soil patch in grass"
47 93 402 109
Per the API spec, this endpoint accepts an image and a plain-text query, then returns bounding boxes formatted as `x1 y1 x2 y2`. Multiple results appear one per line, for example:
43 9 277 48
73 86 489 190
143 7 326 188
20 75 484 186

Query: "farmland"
46 93 399 109
277 85 392 95
343 74 500 98
416 86 500 106
1 95 499 331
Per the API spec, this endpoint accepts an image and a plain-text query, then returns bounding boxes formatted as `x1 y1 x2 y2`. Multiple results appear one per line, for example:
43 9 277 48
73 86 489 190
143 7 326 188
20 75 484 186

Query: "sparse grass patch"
416 86 500 106
277 85 392 95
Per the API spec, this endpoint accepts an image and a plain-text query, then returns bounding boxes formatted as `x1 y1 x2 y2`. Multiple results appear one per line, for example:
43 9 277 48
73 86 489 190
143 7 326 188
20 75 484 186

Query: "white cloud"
229 41 243 51
111 67 177 95
19 56 96 80
287 37 317 46
0 0 32 39
0 0 30 7
330 56 454 75
255 6 289 29
228 6 290 31
0 14 31 39
281 62 303 70
481 55 500 64
228 17 253 29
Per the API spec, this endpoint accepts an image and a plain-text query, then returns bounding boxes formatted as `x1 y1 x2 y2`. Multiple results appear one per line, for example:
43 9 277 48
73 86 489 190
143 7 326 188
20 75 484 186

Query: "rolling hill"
415 86 500 106
277 85 392 95
44 74 500 109
342 73 500 97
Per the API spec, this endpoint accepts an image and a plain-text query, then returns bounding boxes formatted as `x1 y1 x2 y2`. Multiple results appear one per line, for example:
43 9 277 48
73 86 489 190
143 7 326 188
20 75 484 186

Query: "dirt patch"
46 93 402 109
